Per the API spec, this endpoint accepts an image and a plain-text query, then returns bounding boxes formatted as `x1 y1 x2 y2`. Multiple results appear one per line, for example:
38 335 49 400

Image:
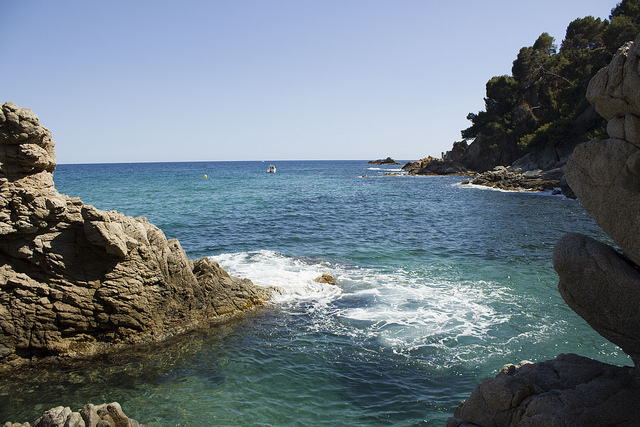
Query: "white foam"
212 250 342 305
213 251 515 364
366 167 404 172
459 182 566 197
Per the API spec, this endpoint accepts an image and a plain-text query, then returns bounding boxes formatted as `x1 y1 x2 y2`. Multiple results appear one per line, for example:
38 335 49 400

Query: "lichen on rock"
0 101 273 369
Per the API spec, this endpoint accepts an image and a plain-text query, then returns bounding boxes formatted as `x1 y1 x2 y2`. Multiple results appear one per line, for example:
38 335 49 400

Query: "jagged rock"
402 156 472 175
554 233 640 366
462 166 560 192
2 401 145 427
564 33 640 266
0 102 273 369
367 157 401 165
447 353 640 427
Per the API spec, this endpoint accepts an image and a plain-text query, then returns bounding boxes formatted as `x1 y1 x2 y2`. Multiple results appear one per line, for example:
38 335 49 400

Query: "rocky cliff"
448 34 640 426
0 101 272 369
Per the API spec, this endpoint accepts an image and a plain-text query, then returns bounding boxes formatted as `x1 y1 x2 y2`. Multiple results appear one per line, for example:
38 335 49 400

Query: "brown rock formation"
0 101 272 368
554 233 640 366
3 401 145 427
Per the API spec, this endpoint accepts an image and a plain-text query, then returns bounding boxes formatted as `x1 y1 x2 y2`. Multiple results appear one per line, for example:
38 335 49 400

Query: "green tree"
455 1 640 171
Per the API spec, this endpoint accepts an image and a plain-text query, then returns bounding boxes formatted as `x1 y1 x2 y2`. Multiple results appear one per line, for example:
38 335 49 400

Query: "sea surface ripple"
0 160 629 425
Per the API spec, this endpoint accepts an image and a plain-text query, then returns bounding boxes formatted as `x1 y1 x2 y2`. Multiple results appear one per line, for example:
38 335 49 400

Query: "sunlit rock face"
0 101 272 368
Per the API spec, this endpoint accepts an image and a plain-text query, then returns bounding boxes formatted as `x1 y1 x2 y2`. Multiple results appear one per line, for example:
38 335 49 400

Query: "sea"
0 160 631 425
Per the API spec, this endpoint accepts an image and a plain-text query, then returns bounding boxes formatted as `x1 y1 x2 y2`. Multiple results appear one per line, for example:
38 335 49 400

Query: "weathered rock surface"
367 157 401 165
0 101 272 369
3 401 144 427
565 35 640 266
402 156 472 175
447 353 640 427
554 233 640 365
462 166 561 192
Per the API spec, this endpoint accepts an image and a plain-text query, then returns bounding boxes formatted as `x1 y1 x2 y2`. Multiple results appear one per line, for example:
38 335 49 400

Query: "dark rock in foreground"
447 353 640 427
367 157 401 165
3 401 144 427
0 101 273 370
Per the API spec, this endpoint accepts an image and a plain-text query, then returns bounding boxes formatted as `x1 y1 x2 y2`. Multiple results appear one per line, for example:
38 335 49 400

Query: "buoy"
204 174 207 179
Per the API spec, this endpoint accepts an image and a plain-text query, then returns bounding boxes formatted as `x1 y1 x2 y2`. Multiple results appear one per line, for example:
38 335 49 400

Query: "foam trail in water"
213 250 342 305
213 251 519 366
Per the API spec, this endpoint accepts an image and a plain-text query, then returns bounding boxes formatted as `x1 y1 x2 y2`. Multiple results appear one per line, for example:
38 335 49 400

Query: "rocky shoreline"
3 402 144 427
448 33 640 426
461 166 564 193
399 155 575 196
0 101 274 372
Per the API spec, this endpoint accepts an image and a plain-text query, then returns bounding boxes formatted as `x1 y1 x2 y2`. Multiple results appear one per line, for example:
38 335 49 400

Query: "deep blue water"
0 160 630 425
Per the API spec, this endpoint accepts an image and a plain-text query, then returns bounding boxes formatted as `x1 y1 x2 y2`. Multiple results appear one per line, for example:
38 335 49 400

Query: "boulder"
314 273 336 286
586 37 640 124
564 138 640 265
554 233 640 365
447 353 640 427
0 102 273 369
565 33 640 266
2 401 145 427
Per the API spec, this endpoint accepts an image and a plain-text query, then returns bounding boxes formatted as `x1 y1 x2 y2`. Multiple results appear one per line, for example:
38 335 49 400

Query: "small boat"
267 165 276 173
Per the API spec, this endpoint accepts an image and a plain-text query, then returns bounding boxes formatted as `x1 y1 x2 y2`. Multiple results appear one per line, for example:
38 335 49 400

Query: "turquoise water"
0 160 630 425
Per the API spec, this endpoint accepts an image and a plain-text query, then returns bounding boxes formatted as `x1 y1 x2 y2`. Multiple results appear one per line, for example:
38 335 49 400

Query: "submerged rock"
0 101 273 369
554 233 640 365
3 401 145 427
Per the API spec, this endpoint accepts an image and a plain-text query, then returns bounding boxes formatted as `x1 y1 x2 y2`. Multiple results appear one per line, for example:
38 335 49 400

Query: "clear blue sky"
2 1 617 164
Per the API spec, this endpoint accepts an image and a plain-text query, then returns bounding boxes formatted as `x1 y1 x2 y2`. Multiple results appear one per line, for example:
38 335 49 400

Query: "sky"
1 1 618 164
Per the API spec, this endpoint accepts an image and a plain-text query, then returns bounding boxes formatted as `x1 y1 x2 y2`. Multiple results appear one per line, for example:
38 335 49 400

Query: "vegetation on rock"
450 0 640 172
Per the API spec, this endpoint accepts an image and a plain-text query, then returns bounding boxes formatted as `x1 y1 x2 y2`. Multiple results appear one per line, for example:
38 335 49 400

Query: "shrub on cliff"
456 0 640 170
